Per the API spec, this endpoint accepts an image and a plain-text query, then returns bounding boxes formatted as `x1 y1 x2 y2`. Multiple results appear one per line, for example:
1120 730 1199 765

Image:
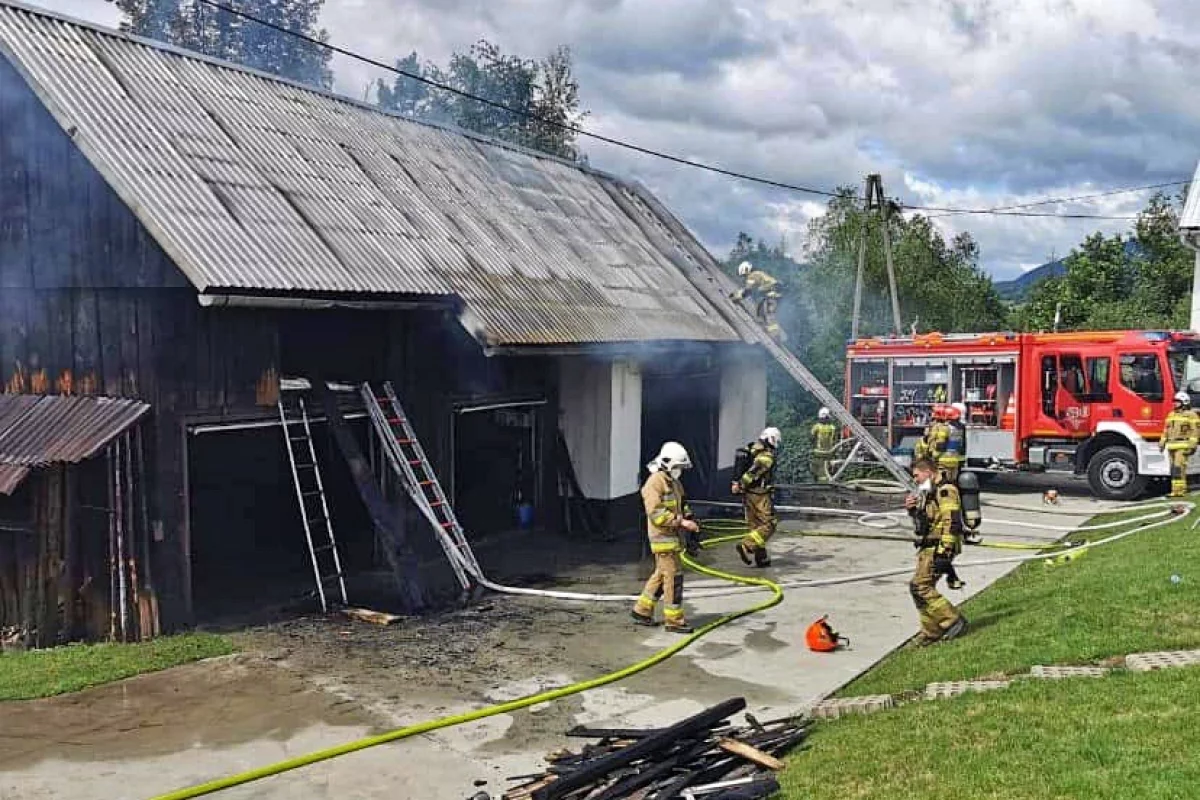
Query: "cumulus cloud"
24 0 1200 280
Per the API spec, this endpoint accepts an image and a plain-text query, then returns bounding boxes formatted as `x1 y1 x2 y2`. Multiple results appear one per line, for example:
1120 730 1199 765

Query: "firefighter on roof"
733 427 781 568
1162 391 1199 497
730 261 784 341
632 442 699 634
810 407 838 482
905 458 969 646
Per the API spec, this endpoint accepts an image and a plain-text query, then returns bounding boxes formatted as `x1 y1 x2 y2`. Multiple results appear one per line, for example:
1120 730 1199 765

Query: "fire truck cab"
844 330 1200 500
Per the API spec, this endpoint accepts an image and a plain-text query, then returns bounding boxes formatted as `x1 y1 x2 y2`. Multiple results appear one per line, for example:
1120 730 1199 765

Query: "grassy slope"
783 504 1200 798
784 668 1200 799
841 507 1200 696
0 632 234 701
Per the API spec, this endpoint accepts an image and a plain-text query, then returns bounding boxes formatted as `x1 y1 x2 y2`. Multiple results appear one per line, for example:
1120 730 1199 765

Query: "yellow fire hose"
148 554 783 800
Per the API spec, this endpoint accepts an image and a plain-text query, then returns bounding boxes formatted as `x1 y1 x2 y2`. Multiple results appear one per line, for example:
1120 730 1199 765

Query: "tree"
1013 190 1194 332
376 40 588 161
116 0 333 89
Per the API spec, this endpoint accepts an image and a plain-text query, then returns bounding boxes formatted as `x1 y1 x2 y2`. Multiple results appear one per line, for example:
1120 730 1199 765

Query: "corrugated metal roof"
1182 161 1200 233
0 464 30 495
0 394 151 493
0 2 747 347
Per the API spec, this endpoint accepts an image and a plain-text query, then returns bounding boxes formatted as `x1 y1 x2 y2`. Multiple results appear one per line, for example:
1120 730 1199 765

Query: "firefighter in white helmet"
1162 391 1199 497
732 427 781 567
810 407 838 482
632 441 699 633
730 261 784 341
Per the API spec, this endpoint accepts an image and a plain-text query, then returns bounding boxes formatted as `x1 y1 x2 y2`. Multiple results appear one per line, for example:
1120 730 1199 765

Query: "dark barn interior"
641 355 721 498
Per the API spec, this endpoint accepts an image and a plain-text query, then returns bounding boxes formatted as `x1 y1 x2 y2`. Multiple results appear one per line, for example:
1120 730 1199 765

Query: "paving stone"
810 694 895 719
1125 650 1200 672
924 680 1010 700
1029 664 1109 679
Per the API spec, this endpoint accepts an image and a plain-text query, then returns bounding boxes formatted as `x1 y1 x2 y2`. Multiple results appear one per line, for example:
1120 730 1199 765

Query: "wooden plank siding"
0 56 565 631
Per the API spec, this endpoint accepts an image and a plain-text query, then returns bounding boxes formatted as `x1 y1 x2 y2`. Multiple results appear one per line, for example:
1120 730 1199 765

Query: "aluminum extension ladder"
278 387 349 612
360 381 481 594
614 184 916 491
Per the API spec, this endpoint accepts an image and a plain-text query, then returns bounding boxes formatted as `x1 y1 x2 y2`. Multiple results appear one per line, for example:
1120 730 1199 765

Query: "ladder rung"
409 459 422 465
419 480 434 487
319 573 344 583
313 543 336 553
302 490 322 499
288 435 309 442
440 521 454 528
296 463 316 470
394 438 414 445
428 500 443 508
386 416 405 424
307 515 328 526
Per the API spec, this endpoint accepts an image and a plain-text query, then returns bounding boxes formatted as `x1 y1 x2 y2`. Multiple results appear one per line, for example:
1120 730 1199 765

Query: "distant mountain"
994 240 1143 303
994 259 1066 302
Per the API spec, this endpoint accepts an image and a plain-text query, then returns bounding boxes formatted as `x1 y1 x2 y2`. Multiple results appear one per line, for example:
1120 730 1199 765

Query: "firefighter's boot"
736 542 753 565
664 619 694 634
630 610 657 627
753 548 771 568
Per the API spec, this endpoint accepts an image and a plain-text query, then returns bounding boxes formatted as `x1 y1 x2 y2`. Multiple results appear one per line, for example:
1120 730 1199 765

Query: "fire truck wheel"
1086 445 1147 501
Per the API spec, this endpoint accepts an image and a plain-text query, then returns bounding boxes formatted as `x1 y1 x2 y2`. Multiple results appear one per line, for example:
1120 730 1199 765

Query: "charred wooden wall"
1 59 560 629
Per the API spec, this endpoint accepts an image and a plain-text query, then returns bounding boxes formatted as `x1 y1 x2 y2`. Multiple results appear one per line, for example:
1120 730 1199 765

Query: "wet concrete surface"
0 477 1130 799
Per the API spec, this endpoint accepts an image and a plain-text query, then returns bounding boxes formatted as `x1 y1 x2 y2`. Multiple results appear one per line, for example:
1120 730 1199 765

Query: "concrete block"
1125 650 1200 672
809 694 895 720
924 680 1010 700
1029 664 1109 679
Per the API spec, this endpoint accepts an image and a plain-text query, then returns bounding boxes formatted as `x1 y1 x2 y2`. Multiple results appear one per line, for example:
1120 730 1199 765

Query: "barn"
0 1 767 644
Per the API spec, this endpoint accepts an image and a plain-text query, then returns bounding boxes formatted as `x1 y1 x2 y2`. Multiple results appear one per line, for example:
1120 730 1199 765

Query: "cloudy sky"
29 0 1200 280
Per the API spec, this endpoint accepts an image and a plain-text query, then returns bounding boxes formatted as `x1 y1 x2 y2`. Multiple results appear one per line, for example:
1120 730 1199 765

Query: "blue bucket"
517 502 534 529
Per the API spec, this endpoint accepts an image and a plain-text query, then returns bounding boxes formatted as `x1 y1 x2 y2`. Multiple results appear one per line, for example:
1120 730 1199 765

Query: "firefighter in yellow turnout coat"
734 427 781 568
905 459 969 645
1163 391 1200 497
632 442 700 634
810 407 838 482
731 261 784 341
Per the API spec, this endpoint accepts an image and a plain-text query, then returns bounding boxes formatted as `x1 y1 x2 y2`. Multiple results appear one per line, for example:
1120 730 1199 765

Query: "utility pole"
850 174 903 339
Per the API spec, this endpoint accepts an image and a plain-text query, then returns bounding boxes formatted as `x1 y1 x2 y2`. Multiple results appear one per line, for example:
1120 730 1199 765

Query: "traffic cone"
1000 394 1016 430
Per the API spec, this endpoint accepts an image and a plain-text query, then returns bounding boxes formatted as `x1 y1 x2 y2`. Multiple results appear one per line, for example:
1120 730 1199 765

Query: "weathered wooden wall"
1 57 561 628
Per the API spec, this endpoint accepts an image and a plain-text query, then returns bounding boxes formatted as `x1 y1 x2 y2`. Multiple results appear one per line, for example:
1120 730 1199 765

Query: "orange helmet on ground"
930 405 947 421
805 616 850 652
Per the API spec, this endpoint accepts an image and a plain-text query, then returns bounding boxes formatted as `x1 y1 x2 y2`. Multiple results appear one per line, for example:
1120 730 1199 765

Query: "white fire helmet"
737 261 753 277
817 407 831 420
760 427 782 448
650 441 692 478
1175 391 1191 407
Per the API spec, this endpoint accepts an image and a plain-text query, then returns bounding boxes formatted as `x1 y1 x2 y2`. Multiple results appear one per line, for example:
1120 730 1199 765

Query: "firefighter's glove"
932 551 955 577
684 529 702 557
731 482 743 495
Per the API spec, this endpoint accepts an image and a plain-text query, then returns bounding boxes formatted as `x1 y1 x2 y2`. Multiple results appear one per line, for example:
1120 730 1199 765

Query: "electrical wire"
143 0 1183 222
923 180 1192 219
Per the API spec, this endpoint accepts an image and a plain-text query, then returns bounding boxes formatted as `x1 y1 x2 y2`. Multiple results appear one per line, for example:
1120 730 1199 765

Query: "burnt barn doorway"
450 399 546 538
640 358 720 498
185 415 376 621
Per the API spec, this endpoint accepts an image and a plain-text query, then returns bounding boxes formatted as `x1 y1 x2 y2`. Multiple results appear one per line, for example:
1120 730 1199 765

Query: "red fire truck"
844 330 1200 499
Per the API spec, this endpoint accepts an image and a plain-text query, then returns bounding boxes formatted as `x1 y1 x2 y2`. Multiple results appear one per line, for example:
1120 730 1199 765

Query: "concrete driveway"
0 477 1125 800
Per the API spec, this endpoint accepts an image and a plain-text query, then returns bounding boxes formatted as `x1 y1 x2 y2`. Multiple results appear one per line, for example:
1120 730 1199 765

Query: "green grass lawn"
783 668 1200 799
0 632 234 701
783 501 1200 799
840 504 1200 696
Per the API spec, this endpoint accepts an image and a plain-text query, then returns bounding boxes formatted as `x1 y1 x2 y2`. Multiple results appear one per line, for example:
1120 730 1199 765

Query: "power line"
920 180 1191 219
138 0 1185 222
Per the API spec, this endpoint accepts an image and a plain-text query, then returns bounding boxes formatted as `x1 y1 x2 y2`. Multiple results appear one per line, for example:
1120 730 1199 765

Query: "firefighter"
914 405 949 464
810 407 838 482
939 403 967 483
632 442 699 633
733 427 781 568
730 261 784 341
904 458 969 646
1162 391 1199 498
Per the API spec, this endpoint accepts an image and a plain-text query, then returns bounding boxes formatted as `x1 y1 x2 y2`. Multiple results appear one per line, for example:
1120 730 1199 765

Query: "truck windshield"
1167 346 1200 399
